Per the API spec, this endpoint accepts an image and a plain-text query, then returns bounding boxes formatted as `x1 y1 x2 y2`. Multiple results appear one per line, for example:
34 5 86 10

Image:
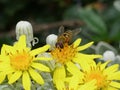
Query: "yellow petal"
75 53 102 60
66 61 83 76
78 80 97 90
107 71 120 80
31 62 50 72
29 68 44 85
53 66 66 90
15 35 26 48
69 76 81 90
22 71 31 90
72 55 96 71
1 66 15 75
2 44 15 54
1 45 8 55
0 55 9 62
100 61 111 70
55 81 65 90
3 66 15 74
53 66 66 82
8 71 22 84
103 64 119 75
77 42 94 51
0 72 6 83
7 73 12 81
73 38 81 48
109 81 120 89
106 86 118 90
30 45 50 56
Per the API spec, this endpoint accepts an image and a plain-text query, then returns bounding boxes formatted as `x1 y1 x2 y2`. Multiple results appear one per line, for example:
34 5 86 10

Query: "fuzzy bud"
15 21 38 47
46 34 58 50
103 50 115 61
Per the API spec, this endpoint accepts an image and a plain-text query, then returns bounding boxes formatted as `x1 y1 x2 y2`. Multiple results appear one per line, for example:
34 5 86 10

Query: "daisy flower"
55 63 97 90
83 61 120 90
51 38 102 90
69 60 120 90
0 43 9 83
0 35 52 90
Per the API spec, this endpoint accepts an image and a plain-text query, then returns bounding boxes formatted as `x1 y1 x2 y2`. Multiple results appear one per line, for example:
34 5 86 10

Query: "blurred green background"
0 0 120 52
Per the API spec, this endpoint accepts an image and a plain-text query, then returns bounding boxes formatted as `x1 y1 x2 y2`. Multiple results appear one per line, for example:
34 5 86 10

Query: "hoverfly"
56 26 81 48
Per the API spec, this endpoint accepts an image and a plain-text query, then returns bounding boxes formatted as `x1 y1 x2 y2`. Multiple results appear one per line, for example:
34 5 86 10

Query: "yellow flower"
53 66 66 90
53 66 96 90
78 80 97 90
51 38 102 90
84 61 120 90
69 60 120 90
0 35 52 90
0 44 8 83
62 72 97 90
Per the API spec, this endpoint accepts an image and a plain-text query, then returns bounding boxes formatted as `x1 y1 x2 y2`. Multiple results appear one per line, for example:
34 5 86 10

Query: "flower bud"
46 34 58 50
15 21 38 47
103 50 115 61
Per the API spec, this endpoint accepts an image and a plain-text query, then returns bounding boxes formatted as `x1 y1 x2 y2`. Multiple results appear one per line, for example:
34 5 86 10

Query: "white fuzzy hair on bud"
46 34 58 50
15 21 39 47
103 50 116 61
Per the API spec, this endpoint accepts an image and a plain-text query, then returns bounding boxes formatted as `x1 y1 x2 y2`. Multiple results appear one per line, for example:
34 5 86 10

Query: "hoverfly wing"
72 28 81 36
58 26 65 36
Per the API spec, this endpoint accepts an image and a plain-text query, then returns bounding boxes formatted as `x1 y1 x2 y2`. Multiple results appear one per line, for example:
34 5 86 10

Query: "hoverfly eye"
55 42 64 48
63 33 68 38
63 33 67 36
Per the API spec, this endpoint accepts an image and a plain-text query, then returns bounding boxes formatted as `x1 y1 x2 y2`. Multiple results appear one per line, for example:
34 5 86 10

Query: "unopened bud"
46 34 58 50
15 21 38 47
103 50 115 61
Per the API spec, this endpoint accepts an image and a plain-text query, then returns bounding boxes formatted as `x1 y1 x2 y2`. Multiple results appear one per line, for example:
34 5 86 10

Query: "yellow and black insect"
56 26 81 48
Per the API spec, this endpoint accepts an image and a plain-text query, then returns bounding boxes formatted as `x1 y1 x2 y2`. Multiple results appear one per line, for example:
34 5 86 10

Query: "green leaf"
63 5 107 38
63 5 82 20
109 19 120 41
79 8 107 35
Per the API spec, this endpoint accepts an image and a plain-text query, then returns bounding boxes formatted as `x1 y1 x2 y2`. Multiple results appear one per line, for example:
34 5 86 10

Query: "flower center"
51 44 77 64
84 68 109 89
10 50 33 70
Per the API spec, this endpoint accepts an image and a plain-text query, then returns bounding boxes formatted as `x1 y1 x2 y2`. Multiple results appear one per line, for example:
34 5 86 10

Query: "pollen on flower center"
51 44 77 64
84 68 108 89
10 50 33 70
